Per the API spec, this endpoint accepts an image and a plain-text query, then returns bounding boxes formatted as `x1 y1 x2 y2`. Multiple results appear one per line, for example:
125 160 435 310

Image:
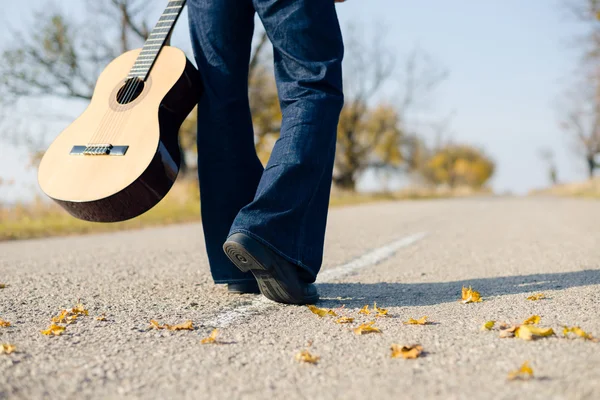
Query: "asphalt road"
1 196 599 400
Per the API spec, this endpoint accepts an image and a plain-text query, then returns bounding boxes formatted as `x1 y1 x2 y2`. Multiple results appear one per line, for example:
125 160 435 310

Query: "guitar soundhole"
116 78 145 105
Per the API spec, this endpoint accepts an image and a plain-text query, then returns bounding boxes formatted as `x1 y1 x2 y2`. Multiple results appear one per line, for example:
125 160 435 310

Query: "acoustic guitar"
38 0 201 222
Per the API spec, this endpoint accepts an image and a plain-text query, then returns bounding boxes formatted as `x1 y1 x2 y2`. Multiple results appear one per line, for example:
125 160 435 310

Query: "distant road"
1 197 599 400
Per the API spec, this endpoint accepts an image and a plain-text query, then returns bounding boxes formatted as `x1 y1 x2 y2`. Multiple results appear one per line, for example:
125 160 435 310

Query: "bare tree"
539 147 559 185
333 23 448 191
559 75 600 178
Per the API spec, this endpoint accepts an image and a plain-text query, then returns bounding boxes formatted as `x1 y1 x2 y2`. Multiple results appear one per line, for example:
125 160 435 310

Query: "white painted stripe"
203 232 427 328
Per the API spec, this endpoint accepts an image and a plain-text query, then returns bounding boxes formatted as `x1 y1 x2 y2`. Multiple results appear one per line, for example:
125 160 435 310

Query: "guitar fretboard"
128 0 186 80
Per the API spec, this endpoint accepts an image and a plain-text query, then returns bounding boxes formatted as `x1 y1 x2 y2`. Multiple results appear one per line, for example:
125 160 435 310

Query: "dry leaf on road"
404 316 429 325
201 329 219 344
515 325 554 341
391 344 423 359
95 314 107 321
507 361 534 380
373 302 388 317
0 344 16 354
335 317 354 324
307 305 337 317
295 350 320 364
523 315 541 325
0 319 11 328
41 324 66 336
563 326 595 341
353 321 381 335
481 321 495 331
165 320 194 331
358 305 371 315
0 284 6 289
461 286 482 303
526 293 546 301
71 303 89 316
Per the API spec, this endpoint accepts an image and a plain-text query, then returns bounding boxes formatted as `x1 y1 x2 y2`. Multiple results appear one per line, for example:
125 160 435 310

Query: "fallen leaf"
461 286 482 303
41 324 66 336
507 361 534 381
335 317 354 324
515 325 554 341
95 314 107 321
0 344 16 354
391 344 423 359
149 320 161 329
66 315 78 324
165 320 194 331
0 284 6 289
563 326 594 340
201 328 219 344
295 350 320 364
52 310 70 324
353 321 381 335
526 293 546 301
71 303 89 316
404 316 429 325
373 302 388 317
358 305 371 315
481 321 496 331
499 326 518 338
523 315 541 325
307 305 337 317
0 319 10 328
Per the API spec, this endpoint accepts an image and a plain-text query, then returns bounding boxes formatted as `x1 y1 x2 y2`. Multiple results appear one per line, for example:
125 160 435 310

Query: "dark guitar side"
53 60 202 223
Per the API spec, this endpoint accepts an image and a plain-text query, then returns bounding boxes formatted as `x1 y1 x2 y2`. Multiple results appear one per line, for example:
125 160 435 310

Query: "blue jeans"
188 0 344 284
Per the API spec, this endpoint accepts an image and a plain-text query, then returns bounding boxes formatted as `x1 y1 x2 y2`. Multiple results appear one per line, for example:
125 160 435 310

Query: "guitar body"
38 46 201 223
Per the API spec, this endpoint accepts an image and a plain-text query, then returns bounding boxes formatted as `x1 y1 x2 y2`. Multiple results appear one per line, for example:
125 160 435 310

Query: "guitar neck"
128 0 187 80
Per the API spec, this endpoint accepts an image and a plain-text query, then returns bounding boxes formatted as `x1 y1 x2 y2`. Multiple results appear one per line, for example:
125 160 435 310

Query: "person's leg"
228 0 344 283
188 0 264 285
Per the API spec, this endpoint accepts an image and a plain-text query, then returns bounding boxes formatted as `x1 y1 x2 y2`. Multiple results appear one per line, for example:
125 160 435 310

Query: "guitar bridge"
70 145 129 156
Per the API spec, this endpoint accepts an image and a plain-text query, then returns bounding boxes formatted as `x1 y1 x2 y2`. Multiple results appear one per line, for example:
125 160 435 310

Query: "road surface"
1 197 599 400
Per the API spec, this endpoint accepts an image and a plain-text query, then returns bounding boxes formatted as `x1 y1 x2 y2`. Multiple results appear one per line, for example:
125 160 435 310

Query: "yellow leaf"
335 317 354 324
507 361 534 380
461 286 482 303
307 305 337 317
149 320 163 330
71 303 89 316
373 302 388 317
499 326 518 338
526 293 546 301
358 305 371 315
95 314 107 321
164 320 194 331
404 316 429 325
391 344 423 359
295 350 320 364
522 315 541 325
201 328 219 344
41 324 66 336
52 310 70 324
481 321 495 331
353 321 381 335
0 284 6 289
0 319 11 328
515 325 554 341
0 344 16 354
563 326 594 340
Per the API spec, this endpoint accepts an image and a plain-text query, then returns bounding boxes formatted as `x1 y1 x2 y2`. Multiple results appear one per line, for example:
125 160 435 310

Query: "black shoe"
223 233 319 305
227 281 260 294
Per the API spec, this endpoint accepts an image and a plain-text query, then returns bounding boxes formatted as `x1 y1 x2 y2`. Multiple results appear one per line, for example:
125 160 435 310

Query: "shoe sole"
223 239 318 305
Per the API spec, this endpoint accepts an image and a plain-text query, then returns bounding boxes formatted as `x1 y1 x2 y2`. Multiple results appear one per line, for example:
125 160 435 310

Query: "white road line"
203 232 428 328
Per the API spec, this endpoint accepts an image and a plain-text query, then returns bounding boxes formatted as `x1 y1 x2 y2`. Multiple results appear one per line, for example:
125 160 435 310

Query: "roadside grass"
529 178 600 199
0 180 488 241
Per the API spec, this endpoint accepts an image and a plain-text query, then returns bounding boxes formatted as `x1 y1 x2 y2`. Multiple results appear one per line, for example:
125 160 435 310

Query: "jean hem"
213 278 257 285
227 228 316 280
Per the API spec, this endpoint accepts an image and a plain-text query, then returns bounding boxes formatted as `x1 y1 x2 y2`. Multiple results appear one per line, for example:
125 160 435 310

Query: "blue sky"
0 0 591 201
